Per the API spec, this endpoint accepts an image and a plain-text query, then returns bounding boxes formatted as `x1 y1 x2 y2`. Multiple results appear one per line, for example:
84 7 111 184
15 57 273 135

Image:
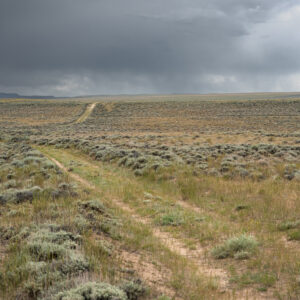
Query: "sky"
0 0 300 96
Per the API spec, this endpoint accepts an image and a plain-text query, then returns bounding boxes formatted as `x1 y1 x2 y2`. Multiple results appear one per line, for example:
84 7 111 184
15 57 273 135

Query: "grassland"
0 93 299 299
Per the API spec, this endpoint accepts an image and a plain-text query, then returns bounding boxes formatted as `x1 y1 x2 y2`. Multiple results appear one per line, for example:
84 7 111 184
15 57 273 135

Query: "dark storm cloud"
0 0 299 96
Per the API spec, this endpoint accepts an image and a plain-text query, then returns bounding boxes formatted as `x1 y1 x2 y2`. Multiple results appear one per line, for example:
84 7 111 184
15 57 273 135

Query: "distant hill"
0 92 55 99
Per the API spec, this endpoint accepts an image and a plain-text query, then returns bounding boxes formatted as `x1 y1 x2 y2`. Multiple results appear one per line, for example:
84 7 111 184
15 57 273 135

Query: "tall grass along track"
38 146 272 300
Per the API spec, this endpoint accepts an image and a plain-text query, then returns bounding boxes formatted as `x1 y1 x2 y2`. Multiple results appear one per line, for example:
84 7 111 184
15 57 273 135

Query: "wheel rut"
45 152 271 299
75 103 96 123
48 156 227 283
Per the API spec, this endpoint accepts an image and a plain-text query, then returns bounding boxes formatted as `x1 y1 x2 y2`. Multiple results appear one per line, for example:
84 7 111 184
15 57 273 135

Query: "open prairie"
0 93 300 299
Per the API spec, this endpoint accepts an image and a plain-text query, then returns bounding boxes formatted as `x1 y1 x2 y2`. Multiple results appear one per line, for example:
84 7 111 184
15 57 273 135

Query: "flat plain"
0 93 299 299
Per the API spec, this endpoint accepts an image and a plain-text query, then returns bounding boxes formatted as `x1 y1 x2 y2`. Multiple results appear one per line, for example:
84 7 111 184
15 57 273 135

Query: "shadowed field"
0 93 299 299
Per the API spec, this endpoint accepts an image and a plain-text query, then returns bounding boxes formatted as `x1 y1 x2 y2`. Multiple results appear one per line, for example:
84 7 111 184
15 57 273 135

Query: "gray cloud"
0 0 300 96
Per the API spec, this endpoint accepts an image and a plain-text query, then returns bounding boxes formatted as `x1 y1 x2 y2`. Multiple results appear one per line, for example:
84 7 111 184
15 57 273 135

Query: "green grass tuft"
211 234 258 259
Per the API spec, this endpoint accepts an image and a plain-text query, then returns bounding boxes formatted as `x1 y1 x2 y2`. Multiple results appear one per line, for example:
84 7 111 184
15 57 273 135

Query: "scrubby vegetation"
0 94 300 299
0 139 149 299
211 235 258 259
55 282 127 300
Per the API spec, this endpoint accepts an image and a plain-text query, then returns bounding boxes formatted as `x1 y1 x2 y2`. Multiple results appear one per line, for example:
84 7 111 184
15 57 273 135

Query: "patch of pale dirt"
119 250 179 299
177 199 203 214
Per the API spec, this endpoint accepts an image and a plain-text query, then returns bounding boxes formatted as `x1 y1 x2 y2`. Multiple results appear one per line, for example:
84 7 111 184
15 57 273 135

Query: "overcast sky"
0 0 300 96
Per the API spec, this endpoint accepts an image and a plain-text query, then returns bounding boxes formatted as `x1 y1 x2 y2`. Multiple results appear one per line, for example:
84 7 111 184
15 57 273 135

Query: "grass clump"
287 230 300 241
4 179 17 189
27 241 67 261
0 186 43 204
76 199 120 238
230 271 277 291
0 226 16 240
120 280 146 300
156 212 184 226
0 225 90 298
78 199 106 214
278 220 300 231
211 234 258 259
94 240 114 257
19 261 62 298
55 282 127 300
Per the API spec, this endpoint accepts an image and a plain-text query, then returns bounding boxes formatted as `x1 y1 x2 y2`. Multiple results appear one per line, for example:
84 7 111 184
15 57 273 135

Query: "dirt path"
46 153 272 299
48 156 227 285
119 250 177 298
75 103 96 123
49 156 180 298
